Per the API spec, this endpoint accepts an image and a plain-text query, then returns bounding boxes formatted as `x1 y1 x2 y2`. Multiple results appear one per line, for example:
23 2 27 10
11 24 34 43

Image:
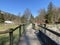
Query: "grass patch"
34 25 40 30
0 24 22 45
0 24 18 30
0 34 9 45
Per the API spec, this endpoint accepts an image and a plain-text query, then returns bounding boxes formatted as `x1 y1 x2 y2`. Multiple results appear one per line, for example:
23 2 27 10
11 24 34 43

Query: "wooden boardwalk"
18 24 41 45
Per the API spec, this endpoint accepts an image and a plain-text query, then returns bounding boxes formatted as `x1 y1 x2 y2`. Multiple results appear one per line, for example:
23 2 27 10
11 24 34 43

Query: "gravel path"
18 24 41 45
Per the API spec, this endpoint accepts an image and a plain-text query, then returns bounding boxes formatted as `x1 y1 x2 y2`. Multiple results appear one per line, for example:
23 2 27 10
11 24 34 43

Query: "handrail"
38 30 58 45
0 24 25 34
32 23 60 45
38 25 60 37
0 30 10 34
0 23 26 45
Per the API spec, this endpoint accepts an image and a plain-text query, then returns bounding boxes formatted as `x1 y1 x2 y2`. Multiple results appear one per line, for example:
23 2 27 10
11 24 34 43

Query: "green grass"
0 24 18 30
0 24 22 45
0 31 19 45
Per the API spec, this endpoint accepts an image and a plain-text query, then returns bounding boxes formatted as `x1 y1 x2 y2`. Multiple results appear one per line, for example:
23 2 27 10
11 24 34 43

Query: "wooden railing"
0 24 26 45
32 23 60 45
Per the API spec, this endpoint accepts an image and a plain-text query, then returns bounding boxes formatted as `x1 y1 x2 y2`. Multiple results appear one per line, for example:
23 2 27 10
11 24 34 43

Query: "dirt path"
18 24 41 45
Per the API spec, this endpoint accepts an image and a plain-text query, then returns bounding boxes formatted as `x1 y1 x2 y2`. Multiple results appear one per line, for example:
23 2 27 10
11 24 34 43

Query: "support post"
43 24 47 43
44 24 46 33
9 29 13 45
23 24 25 33
19 25 21 38
32 23 35 29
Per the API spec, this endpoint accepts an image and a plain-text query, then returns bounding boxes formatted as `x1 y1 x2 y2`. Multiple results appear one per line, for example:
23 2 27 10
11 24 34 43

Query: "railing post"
44 24 46 33
32 23 35 29
9 29 13 45
19 25 21 38
40 24 43 31
43 24 47 43
23 24 25 33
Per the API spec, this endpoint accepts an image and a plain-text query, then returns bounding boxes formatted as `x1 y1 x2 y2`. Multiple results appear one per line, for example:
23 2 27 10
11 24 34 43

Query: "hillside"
0 10 21 23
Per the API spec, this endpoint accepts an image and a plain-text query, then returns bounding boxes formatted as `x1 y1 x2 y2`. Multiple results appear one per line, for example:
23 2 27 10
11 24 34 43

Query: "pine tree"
45 2 54 23
30 14 35 23
0 10 5 23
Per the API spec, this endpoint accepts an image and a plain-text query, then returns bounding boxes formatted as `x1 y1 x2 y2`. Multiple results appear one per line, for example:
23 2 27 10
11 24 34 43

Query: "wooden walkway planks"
18 24 41 45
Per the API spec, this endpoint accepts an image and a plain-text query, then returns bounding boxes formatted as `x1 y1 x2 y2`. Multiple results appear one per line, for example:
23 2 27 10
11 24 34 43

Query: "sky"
0 0 60 17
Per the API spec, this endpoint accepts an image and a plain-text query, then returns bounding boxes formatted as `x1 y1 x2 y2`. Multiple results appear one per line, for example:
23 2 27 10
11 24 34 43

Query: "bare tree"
23 8 31 21
38 9 46 22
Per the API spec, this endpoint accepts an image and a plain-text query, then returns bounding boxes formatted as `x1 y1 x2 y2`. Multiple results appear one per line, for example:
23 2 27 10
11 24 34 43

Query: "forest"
0 2 60 24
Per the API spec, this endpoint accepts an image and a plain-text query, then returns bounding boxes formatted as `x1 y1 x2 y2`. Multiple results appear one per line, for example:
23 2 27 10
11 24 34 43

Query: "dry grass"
0 24 19 30
0 24 21 45
34 24 40 30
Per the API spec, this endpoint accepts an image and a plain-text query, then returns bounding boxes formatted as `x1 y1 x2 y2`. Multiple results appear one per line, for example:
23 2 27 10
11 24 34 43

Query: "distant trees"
29 14 35 23
23 8 31 20
35 16 40 22
21 15 27 23
45 2 60 24
35 8 46 24
0 8 33 24
0 10 21 24
21 8 32 23
0 10 5 23
1 1 60 24
35 1 60 24
38 9 46 22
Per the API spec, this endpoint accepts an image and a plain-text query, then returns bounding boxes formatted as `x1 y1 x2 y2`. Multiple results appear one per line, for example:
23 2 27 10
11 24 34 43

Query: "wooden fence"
0 24 26 45
32 23 60 45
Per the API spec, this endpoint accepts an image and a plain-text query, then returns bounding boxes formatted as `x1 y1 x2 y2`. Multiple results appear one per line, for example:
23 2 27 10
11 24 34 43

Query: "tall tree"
38 9 46 22
23 8 31 21
45 2 54 23
17 12 21 24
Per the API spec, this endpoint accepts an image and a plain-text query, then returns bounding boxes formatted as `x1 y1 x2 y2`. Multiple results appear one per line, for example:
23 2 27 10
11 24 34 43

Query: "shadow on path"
19 31 31 45
24 32 31 45
35 30 58 45
19 24 41 45
35 30 47 45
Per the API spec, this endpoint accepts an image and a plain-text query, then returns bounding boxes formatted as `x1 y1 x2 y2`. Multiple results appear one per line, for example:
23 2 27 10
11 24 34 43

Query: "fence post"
32 23 35 29
44 24 46 33
9 29 13 45
19 25 21 38
23 24 25 33
43 24 47 43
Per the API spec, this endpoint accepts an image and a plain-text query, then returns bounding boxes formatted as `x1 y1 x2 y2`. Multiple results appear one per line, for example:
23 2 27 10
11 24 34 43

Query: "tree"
23 8 31 21
0 10 5 23
45 2 54 23
21 15 27 23
0 10 22 24
17 12 21 24
58 17 60 22
56 8 60 22
29 14 35 23
35 15 39 22
38 9 46 22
